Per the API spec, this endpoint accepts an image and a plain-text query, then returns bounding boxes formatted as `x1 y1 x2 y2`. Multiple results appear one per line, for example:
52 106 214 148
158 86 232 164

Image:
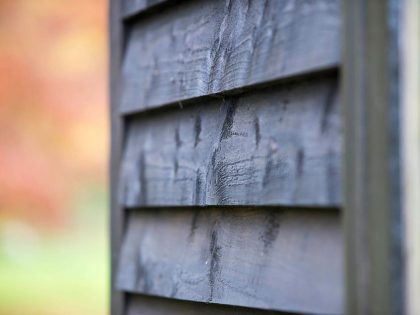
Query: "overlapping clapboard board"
116 0 343 314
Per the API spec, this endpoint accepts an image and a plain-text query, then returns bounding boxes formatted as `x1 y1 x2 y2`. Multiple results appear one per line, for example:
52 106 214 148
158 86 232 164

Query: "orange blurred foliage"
0 0 108 228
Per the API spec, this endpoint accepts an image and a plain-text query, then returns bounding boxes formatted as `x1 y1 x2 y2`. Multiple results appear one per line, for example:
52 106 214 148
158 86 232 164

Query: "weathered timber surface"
127 294 296 315
120 76 341 207
343 1 403 314
117 208 343 314
121 0 341 113
122 0 170 18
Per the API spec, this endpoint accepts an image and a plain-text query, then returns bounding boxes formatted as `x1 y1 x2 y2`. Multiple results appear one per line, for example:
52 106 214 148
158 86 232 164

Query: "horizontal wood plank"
118 207 343 314
127 294 297 315
120 0 341 113
120 76 341 207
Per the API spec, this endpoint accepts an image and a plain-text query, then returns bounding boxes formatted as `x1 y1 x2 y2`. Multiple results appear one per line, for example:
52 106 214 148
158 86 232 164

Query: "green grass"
0 186 109 315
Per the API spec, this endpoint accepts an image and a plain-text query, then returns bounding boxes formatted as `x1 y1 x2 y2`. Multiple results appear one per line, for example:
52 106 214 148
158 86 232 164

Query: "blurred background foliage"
0 0 108 314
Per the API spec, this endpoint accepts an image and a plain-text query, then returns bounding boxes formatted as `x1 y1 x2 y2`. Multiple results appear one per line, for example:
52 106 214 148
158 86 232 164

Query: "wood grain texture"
127 294 296 315
119 76 341 208
117 207 343 314
120 0 341 114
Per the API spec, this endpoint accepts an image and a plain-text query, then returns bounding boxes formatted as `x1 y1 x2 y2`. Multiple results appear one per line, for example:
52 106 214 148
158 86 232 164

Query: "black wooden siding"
111 0 343 314
127 294 303 315
120 75 341 208
118 208 342 313
120 0 340 114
